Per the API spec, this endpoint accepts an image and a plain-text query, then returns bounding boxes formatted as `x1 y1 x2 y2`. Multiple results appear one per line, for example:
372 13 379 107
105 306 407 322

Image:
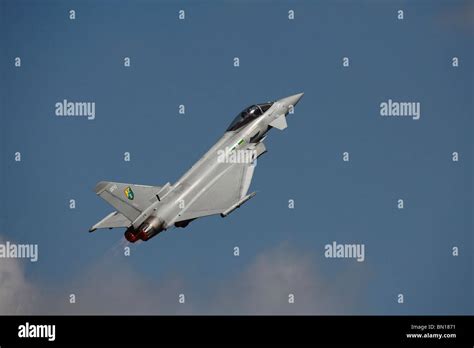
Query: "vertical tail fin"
94 181 162 221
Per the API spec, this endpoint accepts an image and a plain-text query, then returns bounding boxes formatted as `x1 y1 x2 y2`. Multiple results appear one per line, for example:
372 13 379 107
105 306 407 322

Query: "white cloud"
0 237 364 315
0 250 36 314
208 242 363 314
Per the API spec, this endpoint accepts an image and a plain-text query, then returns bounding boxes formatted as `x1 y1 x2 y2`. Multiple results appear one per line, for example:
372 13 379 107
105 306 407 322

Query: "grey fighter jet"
89 93 304 242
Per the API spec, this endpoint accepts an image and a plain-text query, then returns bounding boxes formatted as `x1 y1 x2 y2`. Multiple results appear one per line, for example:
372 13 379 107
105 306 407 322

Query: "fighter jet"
89 93 304 242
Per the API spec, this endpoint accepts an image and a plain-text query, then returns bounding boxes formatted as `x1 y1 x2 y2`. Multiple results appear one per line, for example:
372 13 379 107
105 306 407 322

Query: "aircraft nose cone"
279 92 304 107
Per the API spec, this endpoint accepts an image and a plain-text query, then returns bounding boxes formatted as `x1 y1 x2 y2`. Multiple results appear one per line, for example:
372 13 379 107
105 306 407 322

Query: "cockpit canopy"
226 102 273 132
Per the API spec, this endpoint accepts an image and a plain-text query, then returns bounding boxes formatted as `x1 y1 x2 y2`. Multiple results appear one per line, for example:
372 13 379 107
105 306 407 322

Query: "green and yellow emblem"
124 186 134 200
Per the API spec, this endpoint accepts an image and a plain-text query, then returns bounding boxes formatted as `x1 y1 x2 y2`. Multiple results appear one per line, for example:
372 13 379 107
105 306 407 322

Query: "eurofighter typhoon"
89 93 304 243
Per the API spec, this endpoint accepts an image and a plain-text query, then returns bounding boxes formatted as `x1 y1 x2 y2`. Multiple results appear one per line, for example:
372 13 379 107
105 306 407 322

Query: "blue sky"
0 0 472 314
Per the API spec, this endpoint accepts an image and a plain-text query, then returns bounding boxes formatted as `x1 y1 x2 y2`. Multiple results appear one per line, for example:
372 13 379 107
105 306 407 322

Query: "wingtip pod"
220 191 257 218
89 211 132 232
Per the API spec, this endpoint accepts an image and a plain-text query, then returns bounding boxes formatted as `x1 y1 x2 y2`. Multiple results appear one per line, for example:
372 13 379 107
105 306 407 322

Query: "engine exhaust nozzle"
124 216 165 243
